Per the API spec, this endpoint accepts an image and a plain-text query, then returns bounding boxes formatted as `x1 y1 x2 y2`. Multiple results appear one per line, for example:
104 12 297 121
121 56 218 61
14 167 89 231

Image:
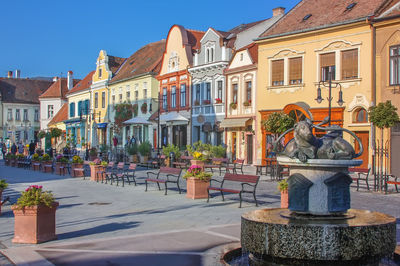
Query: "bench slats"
159 167 181 175
223 173 259 183
208 187 240 194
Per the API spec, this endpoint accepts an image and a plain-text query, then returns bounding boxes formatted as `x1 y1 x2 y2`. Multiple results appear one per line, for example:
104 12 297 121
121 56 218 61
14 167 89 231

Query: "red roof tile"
0 78 53 104
375 1 400 19
110 40 166 84
260 0 389 39
186 29 205 51
48 103 68 126
66 71 95 96
39 78 79 99
108 56 127 75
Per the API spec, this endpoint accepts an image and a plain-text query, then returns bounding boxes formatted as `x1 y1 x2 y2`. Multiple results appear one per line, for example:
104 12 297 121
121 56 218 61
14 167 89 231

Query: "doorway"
354 131 369 169
246 134 253 164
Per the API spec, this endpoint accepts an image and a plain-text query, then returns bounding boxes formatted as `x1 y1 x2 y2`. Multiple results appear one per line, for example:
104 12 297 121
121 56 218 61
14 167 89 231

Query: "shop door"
354 131 369 169
247 134 253 164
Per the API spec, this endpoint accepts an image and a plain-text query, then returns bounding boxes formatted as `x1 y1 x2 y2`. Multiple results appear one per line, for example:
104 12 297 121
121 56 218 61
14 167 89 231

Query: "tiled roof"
39 78 79 99
0 78 53 104
259 0 389 39
108 56 127 75
228 19 268 35
66 71 95 95
375 1 400 19
48 102 68 126
110 40 166 84
186 29 205 51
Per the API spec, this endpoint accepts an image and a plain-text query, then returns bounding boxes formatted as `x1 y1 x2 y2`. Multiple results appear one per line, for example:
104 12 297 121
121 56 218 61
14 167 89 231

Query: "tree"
37 130 46 139
50 128 63 151
114 103 134 133
262 112 295 135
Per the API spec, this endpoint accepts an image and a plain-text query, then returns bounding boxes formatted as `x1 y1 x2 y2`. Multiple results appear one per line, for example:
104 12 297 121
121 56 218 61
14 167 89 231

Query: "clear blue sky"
0 0 299 79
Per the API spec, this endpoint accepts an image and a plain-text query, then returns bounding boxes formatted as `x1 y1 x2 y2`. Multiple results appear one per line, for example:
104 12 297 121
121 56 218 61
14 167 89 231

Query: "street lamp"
315 69 344 126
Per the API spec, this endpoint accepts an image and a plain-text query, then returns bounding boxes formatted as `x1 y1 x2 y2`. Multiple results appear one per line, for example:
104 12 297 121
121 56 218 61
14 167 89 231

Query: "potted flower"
71 155 84 177
17 154 25 167
194 100 200 106
215 98 222 104
11 185 58 243
243 99 251 107
138 141 152 163
162 144 181 167
278 179 289 208
89 147 98 161
0 179 8 215
55 155 68 175
203 99 211 105
89 158 106 181
230 102 237 110
41 154 52 173
190 151 206 170
184 165 212 199
127 144 138 163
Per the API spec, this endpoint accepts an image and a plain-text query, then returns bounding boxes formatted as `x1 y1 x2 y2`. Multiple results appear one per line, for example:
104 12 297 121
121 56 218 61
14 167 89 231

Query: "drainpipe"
368 16 377 177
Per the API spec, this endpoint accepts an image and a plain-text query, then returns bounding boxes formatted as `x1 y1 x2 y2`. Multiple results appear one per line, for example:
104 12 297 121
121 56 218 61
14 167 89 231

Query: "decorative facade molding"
315 40 362 52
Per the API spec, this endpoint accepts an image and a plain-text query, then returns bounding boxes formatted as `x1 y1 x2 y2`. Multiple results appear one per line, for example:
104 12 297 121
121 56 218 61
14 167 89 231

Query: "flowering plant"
32 153 40 161
203 99 211 105
0 179 8 190
192 151 206 161
183 165 212 181
230 102 237 110
56 155 68 163
89 158 101 165
72 155 83 164
243 99 251 107
194 100 200 106
17 154 25 159
14 185 55 208
215 98 222 104
41 154 51 161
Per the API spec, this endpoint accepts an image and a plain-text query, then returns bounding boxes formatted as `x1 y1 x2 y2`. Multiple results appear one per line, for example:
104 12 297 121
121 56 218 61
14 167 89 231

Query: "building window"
48 105 54 118
135 90 138 101
78 101 82 116
112 95 115 105
119 94 122 103
320 52 336 81
353 108 368 123
34 109 39 121
7 109 12 121
271 59 284 86
98 68 102 78
162 87 167 109
15 109 20 121
390 45 400 85
95 92 98 108
102 92 106 108
341 49 358 80
180 84 186 107
217 80 223 101
23 109 28 121
232 83 238 103
69 103 75 117
195 84 201 102
84 100 89 115
289 57 303 84
126 91 130 102
206 82 211 101
171 86 176 108
246 81 252 101
143 82 148 99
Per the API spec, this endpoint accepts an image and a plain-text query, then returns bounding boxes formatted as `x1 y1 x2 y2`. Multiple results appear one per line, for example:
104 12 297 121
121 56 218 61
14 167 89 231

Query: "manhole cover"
88 202 111 205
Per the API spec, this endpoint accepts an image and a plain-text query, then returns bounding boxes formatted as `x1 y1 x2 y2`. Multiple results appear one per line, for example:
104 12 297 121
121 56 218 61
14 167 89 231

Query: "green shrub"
127 143 138 155
15 185 55 208
211 145 226 158
0 179 8 190
277 179 288 192
41 154 51 161
138 141 152 157
162 144 181 159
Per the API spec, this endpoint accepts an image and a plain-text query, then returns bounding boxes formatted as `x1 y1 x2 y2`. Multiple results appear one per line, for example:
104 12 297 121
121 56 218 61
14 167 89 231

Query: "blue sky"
0 0 299 79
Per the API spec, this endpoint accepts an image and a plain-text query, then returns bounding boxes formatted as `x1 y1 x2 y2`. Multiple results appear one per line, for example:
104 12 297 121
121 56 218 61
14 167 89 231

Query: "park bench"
22 157 32 169
99 162 115 183
172 155 193 169
73 161 90 178
385 174 400 193
108 162 125 186
349 167 371 191
112 163 137 187
204 158 229 175
145 167 182 195
226 159 244 174
207 173 260 208
148 154 166 169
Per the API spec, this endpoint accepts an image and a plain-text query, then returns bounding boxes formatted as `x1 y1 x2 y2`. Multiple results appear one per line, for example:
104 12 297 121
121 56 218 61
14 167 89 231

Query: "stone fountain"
239 120 397 265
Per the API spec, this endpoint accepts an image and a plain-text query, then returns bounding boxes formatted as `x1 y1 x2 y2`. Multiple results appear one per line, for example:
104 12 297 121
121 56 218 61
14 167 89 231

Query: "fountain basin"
241 208 396 262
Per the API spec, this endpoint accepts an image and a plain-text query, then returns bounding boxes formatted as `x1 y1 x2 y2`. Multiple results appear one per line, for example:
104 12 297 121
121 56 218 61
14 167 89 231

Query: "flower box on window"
194 100 200 106
203 99 211 105
243 99 252 107
230 102 237 110
215 98 222 104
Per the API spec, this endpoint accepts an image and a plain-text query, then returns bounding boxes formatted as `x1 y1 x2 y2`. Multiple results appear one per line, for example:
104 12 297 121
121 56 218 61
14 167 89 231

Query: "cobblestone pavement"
0 162 399 265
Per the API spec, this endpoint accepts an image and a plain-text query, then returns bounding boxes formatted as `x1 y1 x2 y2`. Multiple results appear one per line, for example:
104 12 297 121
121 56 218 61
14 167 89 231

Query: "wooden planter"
41 161 53 173
90 165 104 181
12 202 59 244
190 160 205 170
140 155 149 164
186 177 210 199
55 162 67 175
281 190 289 208
32 161 41 171
71 163 84 177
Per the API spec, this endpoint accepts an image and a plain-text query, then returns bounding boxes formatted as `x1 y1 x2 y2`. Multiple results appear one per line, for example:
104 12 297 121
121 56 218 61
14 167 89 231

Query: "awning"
160 113 189 123
123 117 152 125
220 118 251 128
97 123 108 129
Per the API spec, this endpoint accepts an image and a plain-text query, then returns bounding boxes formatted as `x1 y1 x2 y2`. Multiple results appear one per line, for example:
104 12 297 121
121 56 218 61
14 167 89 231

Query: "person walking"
18 142 24 154
1 143 6 159
29 141 36 155
11 143 17 155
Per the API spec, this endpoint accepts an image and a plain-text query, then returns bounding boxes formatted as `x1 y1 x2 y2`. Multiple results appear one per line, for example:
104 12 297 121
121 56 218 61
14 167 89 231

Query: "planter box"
281 190 289 208
55 162 67 175
32 162 41 171
190 160 205 170
186 177 210 199
90 165 104 181
4 159 9 166
41 161 53 173
71 163 84 177
12 202 59 244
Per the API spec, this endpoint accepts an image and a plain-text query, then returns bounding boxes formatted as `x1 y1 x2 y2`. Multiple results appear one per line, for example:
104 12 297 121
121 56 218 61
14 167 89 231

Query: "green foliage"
138 141 152 156
72 155 83 164
183 165 212 181
41 154 51 161
100 144 109 153
162 144 181 159
17 154 25 159
101 161 108 167
262 112 295 135
0 179 8 190
211 145 226 158
37 130 46 139
114 103 134 130
133 104 138 117
127 143 138 155
32 153 40 161
15 185 55 208
89 147 98 156
277 179 288 192
369 101 400 129
50 128 63 138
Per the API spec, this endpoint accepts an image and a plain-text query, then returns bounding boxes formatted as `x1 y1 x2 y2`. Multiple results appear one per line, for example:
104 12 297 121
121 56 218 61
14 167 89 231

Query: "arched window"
353 108 368 123
211 48 214 62
206 49 210 63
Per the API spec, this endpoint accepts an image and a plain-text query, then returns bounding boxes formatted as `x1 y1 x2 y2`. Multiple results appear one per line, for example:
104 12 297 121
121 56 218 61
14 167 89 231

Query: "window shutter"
271 59 284 86
78 101 82 116
341 49 358 80
320 53 335 68
289 57 302 84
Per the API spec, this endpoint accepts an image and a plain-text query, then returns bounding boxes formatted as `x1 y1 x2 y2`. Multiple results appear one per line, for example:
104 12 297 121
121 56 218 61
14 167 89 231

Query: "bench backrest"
128 163 136 170
213 158 228 163
223 173 259 184
234 159 244 165
108 162 115 168
160 167 182 175
348 167 370 174
117 162 125 169
180 155 193 160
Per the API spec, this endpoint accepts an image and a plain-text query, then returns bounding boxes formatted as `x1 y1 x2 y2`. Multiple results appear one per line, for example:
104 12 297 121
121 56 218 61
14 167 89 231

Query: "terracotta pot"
5 159 9 166
140 155 149 164
71 163 84 177
164 158 170 167
186 177 210 199
55 162 66 175
281 190 289 208
90 165 104 181
190 160 205 170
41 161 53 173
12 202 59 244
32 161 41 171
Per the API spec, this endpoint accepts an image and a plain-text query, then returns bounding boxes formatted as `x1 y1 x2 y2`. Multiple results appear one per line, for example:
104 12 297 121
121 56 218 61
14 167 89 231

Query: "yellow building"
255 0 388 168
90 50 126 147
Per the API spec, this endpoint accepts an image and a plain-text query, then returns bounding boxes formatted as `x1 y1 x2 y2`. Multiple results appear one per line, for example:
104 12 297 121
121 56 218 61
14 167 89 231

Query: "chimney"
7 71 13 78
53 77 58 82
15 69 21 78
273 7 285 17
67 71 73 90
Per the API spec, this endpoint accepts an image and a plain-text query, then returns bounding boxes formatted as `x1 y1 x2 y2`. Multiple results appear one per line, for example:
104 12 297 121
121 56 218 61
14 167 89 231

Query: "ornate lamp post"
315 69 344 126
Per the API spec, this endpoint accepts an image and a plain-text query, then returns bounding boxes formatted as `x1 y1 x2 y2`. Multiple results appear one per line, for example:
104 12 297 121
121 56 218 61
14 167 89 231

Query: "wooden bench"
148 154 166 169
349 167 370 191
145 167 182 195
172 155 193 169
204 158 229 175
109 162 125 186
207 173 260 208
385 174 400 193
112 163 137 187
226 159 244 174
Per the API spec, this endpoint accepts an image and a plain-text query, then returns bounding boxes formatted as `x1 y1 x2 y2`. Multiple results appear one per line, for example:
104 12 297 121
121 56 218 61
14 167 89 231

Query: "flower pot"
186 177 210 199
12 202 59 244
55 162 66 175
41 161 53 173
140 155 149 164
32 161 41 171
90 165 104 181
190 160 205 170
164 158 170 167
71 163 84 177
132 155 139 163
5 159 9 166
281 190 288 208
